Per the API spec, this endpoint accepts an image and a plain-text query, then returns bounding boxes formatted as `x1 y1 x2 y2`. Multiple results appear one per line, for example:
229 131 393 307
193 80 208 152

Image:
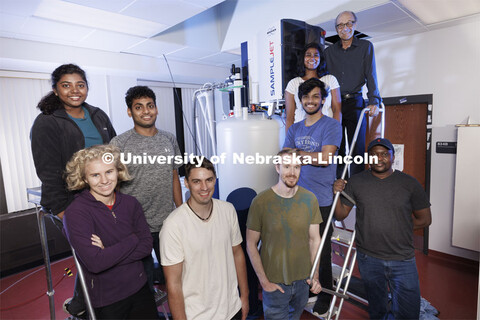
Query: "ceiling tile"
356 2 413 29
120 0 211 26
363 16 427 40
21 16 94 42
180 0 225 10
0 13 29 33
63 0 134 13
78 30 145 52
195 52 240 64
34 0 167 37
165 46 218 60
123 39 186 58
0 0 43 16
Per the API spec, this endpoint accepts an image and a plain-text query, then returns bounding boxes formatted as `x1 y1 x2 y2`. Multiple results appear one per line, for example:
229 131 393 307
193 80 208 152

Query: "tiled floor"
0 249 478 319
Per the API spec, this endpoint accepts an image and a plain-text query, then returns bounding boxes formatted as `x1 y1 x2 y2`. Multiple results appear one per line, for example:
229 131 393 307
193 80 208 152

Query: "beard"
303 104 322 115
283 175 299 188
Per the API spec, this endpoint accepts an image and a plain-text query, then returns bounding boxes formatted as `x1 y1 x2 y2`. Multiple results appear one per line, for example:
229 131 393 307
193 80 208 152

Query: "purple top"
63 190 152 308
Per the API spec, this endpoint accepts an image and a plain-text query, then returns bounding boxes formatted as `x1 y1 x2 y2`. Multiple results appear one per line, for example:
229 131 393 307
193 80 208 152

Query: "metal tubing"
309 106 385 280
309 108 370 280
71 247 96 320
36 209 55 320
335 250 358 320
309 107 385 319
329 229 356 320
380 103 385 138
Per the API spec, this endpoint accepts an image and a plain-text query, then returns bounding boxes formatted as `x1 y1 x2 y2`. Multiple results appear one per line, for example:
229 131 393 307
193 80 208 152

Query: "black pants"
230 308 242 320
236 208 263 315
313 205 334 313
143 231 165 293
337 96 367 178
94 282 159 319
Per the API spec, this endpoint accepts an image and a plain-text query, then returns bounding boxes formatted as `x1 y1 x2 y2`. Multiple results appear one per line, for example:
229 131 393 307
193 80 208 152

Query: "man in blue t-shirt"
283 78 342 316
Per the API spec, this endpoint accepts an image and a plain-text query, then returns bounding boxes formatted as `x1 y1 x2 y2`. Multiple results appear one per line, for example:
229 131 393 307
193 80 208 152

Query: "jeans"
357 252 421 320
262 279 309 320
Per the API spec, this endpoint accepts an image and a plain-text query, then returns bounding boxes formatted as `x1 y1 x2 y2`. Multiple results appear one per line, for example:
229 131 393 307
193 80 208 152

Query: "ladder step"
304 302 338 319
331 227 354 245
332 263 350 283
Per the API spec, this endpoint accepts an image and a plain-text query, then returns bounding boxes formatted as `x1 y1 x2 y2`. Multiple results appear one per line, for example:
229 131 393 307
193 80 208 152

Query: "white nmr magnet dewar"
216 113 283 200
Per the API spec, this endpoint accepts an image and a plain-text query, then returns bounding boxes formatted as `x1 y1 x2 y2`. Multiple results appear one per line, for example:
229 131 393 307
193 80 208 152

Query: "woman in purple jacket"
63 144 158 319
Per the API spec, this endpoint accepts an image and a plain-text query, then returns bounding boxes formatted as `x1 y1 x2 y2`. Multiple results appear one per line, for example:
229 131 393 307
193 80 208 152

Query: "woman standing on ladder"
31 64 116 318
284 42 342 133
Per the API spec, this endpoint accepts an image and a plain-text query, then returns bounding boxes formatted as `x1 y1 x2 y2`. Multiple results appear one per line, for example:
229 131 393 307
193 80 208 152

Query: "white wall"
373 18 480 260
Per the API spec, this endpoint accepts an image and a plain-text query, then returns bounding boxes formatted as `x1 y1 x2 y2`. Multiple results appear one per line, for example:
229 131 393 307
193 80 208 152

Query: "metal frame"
27 187 96 320
309 105 385 319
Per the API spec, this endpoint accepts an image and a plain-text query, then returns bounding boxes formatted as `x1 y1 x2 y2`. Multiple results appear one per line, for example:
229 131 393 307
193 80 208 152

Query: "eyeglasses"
336 21 355 30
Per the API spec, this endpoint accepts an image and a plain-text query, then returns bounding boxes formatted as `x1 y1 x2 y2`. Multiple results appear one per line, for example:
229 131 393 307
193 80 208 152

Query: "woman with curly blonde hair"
63 144 159 319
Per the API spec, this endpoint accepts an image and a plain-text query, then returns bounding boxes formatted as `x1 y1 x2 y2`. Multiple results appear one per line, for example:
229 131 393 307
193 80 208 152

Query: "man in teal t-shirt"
246 148 322 320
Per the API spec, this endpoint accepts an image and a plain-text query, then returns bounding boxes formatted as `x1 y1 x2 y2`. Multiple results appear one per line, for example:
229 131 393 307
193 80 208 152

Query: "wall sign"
436 141 457 154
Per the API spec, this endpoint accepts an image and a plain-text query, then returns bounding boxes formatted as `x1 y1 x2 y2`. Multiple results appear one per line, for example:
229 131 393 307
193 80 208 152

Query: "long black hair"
37 64 88 115
297 42 328 78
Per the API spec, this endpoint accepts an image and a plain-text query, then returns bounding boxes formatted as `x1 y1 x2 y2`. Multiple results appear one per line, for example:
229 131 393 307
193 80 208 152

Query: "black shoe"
247 303 263 319
63 298 87 319
312 297 330 318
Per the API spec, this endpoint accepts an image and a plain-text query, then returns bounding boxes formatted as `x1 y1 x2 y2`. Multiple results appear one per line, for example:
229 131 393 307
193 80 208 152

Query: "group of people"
30 9 431 320
253 9 431 320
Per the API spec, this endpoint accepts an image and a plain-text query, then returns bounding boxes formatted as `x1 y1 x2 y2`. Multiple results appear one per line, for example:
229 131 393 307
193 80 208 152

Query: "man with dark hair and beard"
246 149 323 319
282 78 342 317
333 138 432 319
111 85 183 303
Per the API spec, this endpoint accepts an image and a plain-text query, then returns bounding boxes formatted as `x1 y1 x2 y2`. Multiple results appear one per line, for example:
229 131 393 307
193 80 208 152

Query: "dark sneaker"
312 298 330 318
63 298 87 319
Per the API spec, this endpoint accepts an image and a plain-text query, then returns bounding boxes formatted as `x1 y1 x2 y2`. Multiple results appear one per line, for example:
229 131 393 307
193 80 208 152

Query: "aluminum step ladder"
307 105 385 320
27 187 96 320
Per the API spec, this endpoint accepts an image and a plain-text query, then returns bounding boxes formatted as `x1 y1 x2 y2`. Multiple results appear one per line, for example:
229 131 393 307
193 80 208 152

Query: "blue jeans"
262 279 309 320
357 252 420 320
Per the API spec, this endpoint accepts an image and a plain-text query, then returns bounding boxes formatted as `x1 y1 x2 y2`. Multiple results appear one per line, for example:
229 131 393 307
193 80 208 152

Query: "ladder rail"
71 247 97 320
330 229 356 320
335 250 358 320
309 104 385 319
310 106 371 280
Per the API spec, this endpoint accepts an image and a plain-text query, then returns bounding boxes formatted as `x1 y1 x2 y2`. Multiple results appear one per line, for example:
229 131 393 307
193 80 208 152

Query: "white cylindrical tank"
216 113 283 200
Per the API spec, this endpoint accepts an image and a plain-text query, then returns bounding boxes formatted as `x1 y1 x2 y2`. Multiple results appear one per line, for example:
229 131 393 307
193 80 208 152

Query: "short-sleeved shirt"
111 128 181 232
283 116 342 206
247 187 322 285
160 199 242 320
342 170 431 260
285 74 340 121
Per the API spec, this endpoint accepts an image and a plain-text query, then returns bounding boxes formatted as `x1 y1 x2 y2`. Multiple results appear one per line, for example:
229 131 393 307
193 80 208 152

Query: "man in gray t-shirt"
333 138 431 320
111 86 182 292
